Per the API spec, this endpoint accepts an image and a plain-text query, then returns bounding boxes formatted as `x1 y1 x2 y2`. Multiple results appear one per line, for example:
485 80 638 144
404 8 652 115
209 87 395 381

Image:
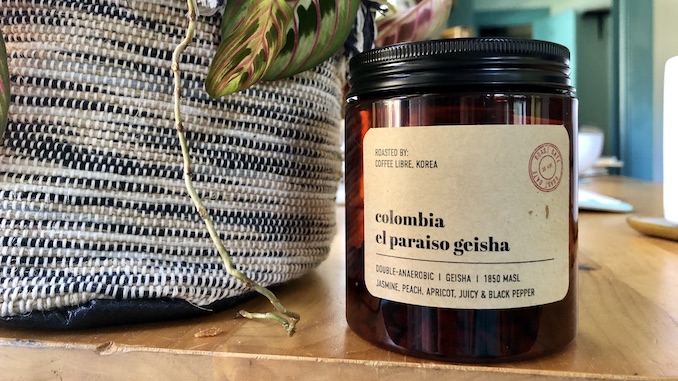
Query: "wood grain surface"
0 176 676 380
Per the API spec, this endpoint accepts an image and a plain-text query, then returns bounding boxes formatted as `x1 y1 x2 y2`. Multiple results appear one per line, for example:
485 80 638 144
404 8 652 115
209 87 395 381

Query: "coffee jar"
345 38 578 362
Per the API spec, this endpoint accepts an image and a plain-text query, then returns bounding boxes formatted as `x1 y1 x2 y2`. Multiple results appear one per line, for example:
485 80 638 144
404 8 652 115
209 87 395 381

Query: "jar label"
363 125 571 309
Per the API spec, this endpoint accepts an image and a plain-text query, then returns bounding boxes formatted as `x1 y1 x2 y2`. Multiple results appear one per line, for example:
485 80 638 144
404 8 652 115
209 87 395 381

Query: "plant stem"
171 0 300 336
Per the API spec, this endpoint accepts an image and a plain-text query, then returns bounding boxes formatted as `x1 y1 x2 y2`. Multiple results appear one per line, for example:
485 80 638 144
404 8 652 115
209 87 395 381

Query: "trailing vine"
167 0 449 335
171 0 299 335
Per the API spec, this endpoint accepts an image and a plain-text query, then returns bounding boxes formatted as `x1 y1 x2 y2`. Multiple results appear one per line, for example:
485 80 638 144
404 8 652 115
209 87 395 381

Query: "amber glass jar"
345 38 578 362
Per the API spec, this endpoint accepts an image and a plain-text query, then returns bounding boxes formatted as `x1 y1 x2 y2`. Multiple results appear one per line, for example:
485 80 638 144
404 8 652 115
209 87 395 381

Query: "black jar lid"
348 38 573 97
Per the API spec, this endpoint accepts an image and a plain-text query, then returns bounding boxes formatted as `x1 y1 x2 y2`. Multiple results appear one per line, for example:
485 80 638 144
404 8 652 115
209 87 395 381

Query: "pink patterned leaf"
206 0 360 97
376 0 454 47
264 0 361 80
205 0 294 98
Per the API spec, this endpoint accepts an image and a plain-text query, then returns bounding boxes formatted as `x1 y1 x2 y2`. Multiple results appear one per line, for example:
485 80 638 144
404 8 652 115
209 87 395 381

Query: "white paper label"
363 125 570 309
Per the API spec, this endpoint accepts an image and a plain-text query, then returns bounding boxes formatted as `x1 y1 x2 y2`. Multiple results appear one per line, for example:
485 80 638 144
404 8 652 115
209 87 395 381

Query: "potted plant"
0 0 374 335
0 0 451 335
170 0 365 335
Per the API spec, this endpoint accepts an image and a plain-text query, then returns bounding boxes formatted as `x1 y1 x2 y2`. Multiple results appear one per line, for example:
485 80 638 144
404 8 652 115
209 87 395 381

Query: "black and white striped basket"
0 0 361 328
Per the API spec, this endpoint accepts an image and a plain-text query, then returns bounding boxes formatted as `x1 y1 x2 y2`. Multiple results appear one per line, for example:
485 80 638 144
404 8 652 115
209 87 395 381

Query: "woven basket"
0 0 346 328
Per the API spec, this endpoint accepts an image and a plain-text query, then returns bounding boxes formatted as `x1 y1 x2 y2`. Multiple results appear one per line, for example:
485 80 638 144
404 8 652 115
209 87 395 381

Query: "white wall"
653 0 678 181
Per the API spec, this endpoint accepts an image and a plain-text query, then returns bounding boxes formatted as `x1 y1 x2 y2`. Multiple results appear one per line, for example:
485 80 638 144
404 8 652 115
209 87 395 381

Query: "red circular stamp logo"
529 143 563 192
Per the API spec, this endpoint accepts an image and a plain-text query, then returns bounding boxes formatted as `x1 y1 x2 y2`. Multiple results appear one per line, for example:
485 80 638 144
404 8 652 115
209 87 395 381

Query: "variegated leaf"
0 30 9 141
205 0 294 98
376 0 454 47
263 0 361 80
219 0 251 40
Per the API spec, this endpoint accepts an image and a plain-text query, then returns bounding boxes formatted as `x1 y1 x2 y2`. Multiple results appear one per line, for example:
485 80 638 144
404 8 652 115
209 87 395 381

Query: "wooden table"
1 176 676 380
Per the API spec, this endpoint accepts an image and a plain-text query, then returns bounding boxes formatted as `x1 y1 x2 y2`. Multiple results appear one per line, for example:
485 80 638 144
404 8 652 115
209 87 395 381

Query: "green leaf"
263 0 360 80
0 30 9 141
219 0 251 40
205 0 294 98
206 0 361 97
376 0 454 47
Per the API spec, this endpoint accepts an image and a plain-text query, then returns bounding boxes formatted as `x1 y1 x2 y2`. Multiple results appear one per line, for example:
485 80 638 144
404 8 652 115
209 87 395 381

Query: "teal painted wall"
448 0 476 33
614 0 654 180
576 12 612 149
532 9 578 87
470 8 577 86
475 9 549 28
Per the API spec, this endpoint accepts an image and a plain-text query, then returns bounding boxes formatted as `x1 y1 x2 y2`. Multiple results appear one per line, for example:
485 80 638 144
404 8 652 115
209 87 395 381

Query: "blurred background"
385 0 678 183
